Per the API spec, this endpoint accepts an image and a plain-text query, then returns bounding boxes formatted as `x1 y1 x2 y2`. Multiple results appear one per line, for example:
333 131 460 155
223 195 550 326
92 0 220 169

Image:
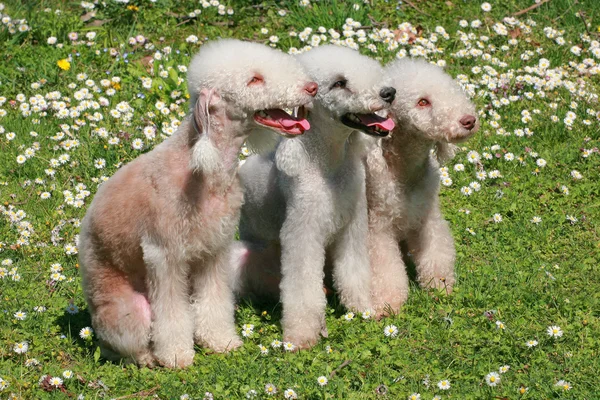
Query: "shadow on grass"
54 307 105 361
239 240 424 324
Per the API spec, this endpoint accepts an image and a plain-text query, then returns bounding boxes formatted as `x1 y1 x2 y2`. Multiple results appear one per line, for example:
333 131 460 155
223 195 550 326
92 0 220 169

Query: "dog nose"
460 115 476 130
304 82 318 97
379 87 396 103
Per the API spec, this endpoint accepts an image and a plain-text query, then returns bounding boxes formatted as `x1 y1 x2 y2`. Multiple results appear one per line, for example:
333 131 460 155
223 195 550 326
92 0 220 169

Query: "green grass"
1 0 599 398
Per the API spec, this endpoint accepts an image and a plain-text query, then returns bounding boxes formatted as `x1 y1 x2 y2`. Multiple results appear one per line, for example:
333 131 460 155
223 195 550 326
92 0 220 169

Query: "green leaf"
93 346 101 363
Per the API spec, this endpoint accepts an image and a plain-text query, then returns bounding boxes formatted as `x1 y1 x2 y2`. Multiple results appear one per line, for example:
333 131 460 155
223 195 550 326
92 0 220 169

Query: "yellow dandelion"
57 59 71 71
127 5 139 11
111 81 121 90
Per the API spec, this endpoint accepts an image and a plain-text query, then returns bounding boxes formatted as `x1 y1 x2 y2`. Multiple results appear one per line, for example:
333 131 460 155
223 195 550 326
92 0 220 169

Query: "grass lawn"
0 0 599 398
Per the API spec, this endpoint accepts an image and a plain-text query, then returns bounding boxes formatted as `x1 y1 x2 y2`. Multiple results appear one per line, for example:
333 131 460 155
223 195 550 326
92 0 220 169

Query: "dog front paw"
153 346 195 368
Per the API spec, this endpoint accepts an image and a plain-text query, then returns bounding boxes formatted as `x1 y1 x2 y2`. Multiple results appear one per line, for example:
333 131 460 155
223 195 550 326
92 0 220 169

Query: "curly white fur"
79 39 316 367
365 58 479 317
236 45 396 348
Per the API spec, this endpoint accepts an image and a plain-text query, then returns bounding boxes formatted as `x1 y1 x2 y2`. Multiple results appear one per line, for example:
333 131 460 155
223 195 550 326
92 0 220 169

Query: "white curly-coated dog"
78 39 317 367
365 58 479 317
236 45 396 348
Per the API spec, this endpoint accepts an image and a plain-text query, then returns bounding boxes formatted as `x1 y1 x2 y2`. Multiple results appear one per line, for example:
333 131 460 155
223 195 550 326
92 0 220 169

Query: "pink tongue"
265 109 311 131
357 113 395 131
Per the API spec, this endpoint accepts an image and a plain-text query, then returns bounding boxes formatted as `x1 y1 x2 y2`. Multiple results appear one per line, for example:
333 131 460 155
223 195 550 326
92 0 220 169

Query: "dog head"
187 39 317 140
385 58 479 143
297 45 395 137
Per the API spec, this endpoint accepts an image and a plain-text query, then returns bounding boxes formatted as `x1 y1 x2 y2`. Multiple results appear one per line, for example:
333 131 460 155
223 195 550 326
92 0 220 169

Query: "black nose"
380 87 396 103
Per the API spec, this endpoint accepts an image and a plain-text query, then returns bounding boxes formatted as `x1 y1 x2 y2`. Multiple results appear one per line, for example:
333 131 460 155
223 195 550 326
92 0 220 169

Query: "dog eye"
248 76 264 86
417 98 430 107
331 79 347 89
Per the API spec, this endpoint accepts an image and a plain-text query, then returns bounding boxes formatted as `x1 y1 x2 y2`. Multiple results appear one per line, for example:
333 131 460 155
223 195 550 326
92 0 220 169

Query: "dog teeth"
347 114 361 124
293 106 298 118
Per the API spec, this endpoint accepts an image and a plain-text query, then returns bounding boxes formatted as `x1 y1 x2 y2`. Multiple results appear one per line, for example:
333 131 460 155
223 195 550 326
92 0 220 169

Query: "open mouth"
254 106 310 136
341 113 395 137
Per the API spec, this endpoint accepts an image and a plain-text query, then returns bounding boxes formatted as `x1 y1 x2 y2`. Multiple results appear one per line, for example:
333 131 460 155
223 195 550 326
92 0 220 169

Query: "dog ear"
192 88 221 137
190 88 223 173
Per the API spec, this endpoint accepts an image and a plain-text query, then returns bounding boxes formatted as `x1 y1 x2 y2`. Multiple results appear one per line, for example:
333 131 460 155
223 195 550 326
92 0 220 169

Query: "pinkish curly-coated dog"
365 58 479 317
78 39 317 367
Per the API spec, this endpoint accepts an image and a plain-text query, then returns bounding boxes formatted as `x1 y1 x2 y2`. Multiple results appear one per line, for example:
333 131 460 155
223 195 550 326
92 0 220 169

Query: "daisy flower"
492 213 503 223
14 310 27 320
519 386 528 394
283 341 296 352
241 323 254 337
499 365 510 373
495 320 506 330
555 380 572 391
437 379 450 390
488 170 501 179
384 325 398 337
485 371 500 386
63 370 73 379
317 376 328 386
526 339 538 348
460 186 473 196
408 393 421 400
547 325 563 338
344 312 355 321
467 150 480 163
271 339 282 349
66 304 79 314
264 383 277 396
132 138 144 150
79 327 93 339
25 358 40 367
481 2 492 11
531 216 542 224
13 341 29 354
258 344 269 355
49 377 63 387
284 388 297 399
469 181 481 191
476 171 487 180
